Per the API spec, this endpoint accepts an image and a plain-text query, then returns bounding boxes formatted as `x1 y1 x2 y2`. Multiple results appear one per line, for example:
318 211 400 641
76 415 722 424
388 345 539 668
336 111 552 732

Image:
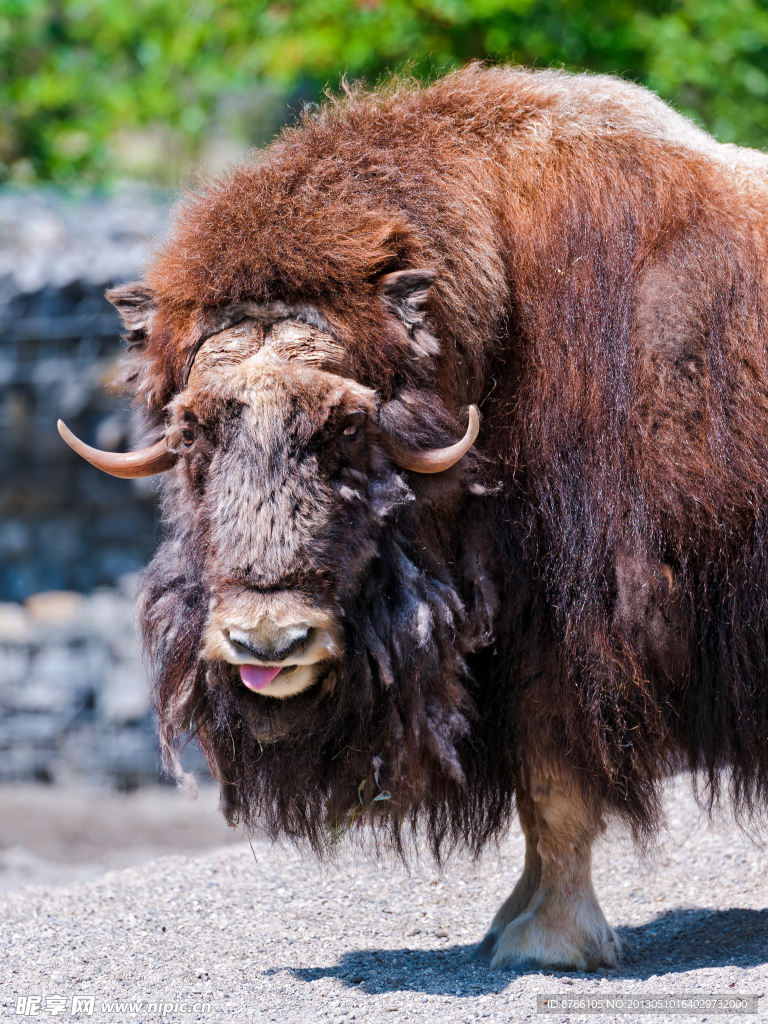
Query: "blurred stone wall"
0 190 205 786
0 585 161 787
0 190 169 601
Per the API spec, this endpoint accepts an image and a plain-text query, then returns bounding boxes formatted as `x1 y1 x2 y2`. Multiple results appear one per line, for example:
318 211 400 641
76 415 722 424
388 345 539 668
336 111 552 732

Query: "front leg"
473 792 541 961
476 773 619 971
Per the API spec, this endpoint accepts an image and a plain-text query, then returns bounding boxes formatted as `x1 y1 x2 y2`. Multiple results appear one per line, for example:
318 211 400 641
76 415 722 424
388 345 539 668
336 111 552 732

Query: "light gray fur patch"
338 485 364 502
415 602 433 646
208 397 333 584
410 326 441 358
516 67 768 175
368 474 415 518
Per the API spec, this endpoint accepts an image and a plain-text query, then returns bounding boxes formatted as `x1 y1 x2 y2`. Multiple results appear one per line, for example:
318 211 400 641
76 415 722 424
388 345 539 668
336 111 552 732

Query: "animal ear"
378 269 436 327
106 282 157 346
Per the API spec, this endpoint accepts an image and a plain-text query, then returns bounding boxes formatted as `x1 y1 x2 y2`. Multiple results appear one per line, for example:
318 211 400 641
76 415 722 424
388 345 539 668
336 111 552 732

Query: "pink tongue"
241 665 283 691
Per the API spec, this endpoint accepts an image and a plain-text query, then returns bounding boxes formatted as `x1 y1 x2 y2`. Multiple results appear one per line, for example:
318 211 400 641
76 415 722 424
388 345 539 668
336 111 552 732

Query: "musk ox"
60 65 768 971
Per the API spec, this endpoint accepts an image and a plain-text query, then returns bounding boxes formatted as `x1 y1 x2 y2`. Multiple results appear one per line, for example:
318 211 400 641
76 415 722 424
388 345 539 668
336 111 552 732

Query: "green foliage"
637 0 768 144
1 0 767 184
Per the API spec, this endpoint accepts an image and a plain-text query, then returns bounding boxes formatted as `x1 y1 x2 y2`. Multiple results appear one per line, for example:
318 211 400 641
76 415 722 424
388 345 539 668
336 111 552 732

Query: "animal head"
60 280 479 702
57 261 496 852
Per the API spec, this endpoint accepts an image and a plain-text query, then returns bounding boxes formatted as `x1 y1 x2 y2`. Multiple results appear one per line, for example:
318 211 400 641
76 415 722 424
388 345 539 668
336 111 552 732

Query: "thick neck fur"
142 464 504 857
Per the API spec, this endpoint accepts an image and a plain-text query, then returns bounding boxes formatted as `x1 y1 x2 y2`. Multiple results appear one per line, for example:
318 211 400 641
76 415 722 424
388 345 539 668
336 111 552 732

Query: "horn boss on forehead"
59 316 480 477
187 318 356 387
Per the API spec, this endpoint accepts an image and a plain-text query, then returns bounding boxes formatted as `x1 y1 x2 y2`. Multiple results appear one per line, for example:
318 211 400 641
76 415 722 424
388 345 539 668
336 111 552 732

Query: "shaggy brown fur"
109 65 768 967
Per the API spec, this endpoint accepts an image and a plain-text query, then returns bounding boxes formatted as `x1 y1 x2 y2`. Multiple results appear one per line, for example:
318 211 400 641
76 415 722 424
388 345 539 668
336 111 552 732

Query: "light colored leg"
480 774 619 971
473 794 541 962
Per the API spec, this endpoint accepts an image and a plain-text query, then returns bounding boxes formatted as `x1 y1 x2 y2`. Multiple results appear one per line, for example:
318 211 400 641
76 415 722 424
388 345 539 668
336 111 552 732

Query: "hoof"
488 900 619 971
472 931 499 963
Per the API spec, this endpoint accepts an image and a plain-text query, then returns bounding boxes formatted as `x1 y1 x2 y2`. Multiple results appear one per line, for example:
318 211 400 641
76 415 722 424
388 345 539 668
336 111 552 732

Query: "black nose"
228 626 312 663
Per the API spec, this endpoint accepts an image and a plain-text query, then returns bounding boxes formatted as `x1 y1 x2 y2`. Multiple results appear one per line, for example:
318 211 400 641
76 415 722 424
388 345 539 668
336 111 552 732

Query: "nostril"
273 626 313 661
226 625 313 663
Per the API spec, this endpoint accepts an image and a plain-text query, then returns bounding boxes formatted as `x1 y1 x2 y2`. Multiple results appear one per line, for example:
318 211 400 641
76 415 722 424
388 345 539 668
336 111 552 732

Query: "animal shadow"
616 907 768 978
290 908 768 994
292 944 511 997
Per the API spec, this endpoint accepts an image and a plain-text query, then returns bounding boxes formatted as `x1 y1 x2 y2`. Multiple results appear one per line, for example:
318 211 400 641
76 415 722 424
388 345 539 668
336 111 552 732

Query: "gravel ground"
1 776 766 1023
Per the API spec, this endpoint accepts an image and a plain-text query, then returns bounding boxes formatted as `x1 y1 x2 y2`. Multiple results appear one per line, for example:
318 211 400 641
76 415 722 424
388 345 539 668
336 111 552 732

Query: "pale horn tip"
393 403 481 474
57 419 177 479
467 404 480 439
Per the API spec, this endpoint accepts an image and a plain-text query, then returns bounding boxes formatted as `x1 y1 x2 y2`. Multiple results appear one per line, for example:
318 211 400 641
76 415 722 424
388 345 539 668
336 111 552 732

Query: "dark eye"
342 423 359 437
181 429 195 447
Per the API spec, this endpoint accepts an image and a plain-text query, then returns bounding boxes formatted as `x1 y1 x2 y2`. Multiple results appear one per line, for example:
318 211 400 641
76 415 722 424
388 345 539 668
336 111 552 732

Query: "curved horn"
57 420 178 479
390 405 480 474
